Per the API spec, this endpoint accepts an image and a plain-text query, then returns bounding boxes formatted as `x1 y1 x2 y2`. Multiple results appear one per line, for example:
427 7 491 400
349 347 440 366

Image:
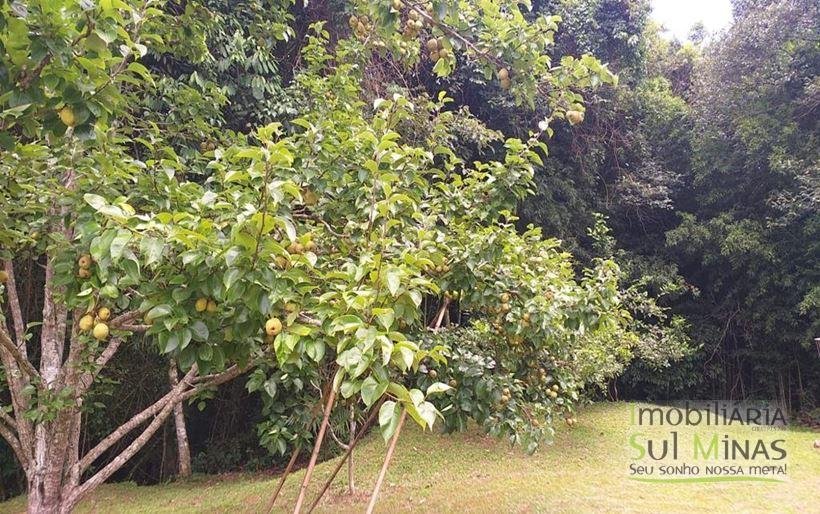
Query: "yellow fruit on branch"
206 299 217 313
58 106 76 127
426 38 439 52
77 268 91 279
97 307 111 321
92 322 109 340
265 317 283 336
0 270 7 283
566 110 584 125
195 297 208 312
500 292 511 303
497 67 509 80
78 314 95 331
78 254 92 269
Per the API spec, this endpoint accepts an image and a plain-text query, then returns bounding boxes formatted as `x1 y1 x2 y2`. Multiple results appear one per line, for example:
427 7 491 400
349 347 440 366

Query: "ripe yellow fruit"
78 254 92 269
426 38 439 52
92 322 109 340
77 268 91 279
552 384 559 391
428 369 438 379
392 0 404 10
500 292 511 303
97 307 111 321
195 297 208 312
78 314 95 331
58 106 76 127
0 270 7 283
206 299 217 313
566 110 584 125
265 317 283 336
500 77 511 90
275 256 289 269
288 242 304 254
439 47 450 58
429 50 440 61
498 67 509 80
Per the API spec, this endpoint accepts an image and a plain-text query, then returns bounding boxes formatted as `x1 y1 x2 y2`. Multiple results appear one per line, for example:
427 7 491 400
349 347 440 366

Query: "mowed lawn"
2 402 818 513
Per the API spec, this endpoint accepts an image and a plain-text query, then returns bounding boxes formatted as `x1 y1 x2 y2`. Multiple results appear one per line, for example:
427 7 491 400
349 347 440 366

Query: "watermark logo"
627 401 789 483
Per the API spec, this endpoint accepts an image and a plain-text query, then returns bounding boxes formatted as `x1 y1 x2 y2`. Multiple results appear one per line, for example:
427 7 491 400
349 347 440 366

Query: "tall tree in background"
666 0 819 405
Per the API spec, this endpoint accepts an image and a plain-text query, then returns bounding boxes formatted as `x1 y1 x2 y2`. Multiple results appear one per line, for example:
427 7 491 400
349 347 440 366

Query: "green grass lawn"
2 402 818 513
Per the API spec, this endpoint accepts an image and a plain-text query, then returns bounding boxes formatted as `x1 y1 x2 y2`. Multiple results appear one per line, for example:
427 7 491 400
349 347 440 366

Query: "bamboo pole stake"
365 409 408 514
293 387 337 513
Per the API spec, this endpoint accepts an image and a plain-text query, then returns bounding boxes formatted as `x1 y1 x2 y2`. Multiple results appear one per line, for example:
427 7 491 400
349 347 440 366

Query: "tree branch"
0 324 39 380
107 310 143 329
68 391 178 510
0 418 26 472
77 365 198 473
0 408 17 431
2 260 26 350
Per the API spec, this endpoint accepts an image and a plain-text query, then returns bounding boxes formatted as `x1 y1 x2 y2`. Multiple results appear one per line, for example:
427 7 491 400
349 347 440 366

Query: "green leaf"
145 304 172 323
336 347 362 369
110 229 132 262
189 320 209 341
340 380 360 398
83 193 108 211
361 375 387 407
329 314 363 334
426 382 452 396
378 400 400 441
140 237 164 267
386 267 401 297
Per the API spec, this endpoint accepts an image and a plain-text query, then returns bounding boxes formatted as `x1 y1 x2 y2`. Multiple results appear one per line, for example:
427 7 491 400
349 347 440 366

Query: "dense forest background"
1 0 817 498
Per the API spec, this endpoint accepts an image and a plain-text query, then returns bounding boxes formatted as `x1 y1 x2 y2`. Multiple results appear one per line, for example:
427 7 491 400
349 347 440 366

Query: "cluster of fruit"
199 140 216 152
78 306 112 341
428 262 450 275
499 387 513 405
194 297 218 314
348 14 372 39
425 37 448 62
287 238 316 255
402 8 425 39
76 254 93 279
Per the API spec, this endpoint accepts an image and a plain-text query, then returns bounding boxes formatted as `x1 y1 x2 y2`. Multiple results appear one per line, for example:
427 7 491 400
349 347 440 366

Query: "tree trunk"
168 361 192 478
